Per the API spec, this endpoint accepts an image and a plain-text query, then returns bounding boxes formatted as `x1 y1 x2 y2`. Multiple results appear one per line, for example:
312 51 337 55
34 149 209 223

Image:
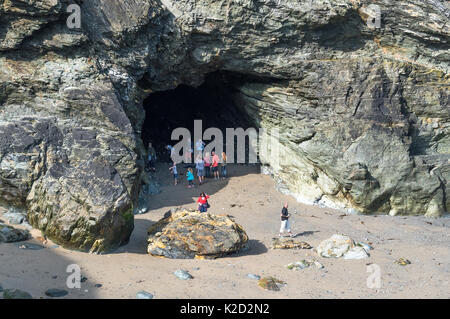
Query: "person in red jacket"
197 192 210 213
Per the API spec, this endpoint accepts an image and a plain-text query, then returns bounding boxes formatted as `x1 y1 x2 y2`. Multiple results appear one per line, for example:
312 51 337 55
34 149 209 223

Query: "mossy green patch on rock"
257 277 286 291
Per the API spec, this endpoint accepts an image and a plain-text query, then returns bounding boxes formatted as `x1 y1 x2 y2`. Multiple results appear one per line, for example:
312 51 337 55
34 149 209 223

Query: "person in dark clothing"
279 202 294 237
146 142 157 172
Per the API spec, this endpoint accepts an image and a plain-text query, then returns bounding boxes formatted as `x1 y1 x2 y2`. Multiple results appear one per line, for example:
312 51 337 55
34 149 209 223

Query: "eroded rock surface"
316 234 370 259
147 210 249 259
271 238 312 250
257 276 286 291
0 0 448 251
0 222 30 243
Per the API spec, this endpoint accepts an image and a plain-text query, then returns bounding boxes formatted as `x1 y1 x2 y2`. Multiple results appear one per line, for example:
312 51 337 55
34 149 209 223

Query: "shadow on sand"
113 218 155 255
230 239 268 258
144 163 261 211
0 238 100 299
293 230 320 238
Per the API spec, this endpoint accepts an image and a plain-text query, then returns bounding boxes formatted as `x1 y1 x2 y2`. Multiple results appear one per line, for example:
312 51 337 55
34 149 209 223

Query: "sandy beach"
1 163 449 299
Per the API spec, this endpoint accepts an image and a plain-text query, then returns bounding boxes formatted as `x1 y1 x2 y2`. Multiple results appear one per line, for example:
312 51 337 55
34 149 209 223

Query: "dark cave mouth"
141 71 255 162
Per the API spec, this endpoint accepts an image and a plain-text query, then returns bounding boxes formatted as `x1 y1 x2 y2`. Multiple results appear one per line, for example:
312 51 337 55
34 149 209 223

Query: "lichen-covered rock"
257 277 286 292
316 234 369 259
271 238 312 250
394 257 411 266
147 210 248 259
286 260 324 271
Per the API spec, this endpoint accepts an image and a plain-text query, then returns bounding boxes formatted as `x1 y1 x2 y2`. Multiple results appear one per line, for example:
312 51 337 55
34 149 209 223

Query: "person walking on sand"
186 168 195 188
197 192 210 213
279 202 294 237
211 151 220 180
169 162 178 185
220 152 227 179
204 152 211 178
195 154 205 185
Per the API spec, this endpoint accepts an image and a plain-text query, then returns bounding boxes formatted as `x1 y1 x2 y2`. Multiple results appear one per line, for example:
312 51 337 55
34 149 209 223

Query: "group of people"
194 151 227 184
147 142 295 235
166 139 228 187
168 151 227 187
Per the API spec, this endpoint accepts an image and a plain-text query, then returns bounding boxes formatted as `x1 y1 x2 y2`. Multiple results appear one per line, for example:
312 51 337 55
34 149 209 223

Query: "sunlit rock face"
147 210 248 259
0 0 448 251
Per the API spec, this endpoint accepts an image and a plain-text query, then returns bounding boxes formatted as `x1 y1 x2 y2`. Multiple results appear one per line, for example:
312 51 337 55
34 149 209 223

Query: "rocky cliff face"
0 0 448 252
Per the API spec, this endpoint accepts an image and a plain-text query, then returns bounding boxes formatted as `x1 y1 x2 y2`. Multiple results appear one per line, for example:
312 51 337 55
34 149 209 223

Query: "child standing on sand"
186 168 195 188
169 162 178 185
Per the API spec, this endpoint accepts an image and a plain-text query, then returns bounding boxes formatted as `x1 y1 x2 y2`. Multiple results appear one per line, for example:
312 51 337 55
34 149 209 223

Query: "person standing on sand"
169 162 178 185
197 192 210 213
146 142 157 172
186 168 195 188
195 154 205 185
211 151 220 180
279 202 294 237
221 152 227 179
185 138 193 164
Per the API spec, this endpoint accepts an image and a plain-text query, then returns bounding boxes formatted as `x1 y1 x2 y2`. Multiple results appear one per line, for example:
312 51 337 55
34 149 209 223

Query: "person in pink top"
203 152 211 178
211 151 220 180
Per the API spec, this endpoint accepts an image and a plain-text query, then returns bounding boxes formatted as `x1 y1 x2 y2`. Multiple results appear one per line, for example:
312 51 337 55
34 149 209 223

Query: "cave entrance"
141 72 255 163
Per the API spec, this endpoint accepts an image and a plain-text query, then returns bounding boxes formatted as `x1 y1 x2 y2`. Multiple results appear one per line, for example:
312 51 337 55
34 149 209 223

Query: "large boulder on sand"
316 234 369 259
0 222 30 243
147 210 248 259
26 156 134 254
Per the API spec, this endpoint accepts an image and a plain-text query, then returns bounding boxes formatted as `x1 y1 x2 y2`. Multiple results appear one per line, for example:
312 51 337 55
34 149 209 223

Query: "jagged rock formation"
147 210 249 259
0 0 448 251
